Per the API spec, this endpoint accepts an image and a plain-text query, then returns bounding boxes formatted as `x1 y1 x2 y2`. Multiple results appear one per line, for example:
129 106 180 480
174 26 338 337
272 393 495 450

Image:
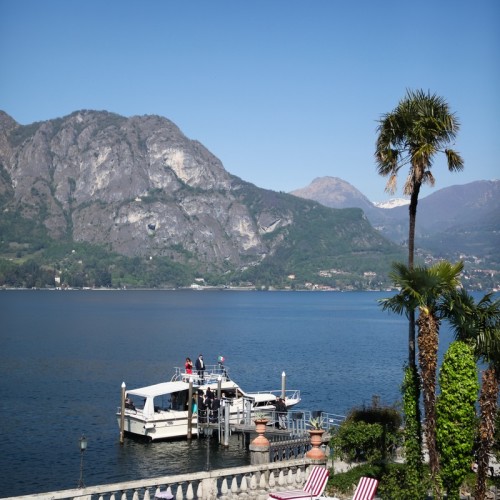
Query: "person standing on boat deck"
197 390 207 423
277 397 288 430
210 396 220 422
195 354 205 382
206 386 214 403
185 357 193 374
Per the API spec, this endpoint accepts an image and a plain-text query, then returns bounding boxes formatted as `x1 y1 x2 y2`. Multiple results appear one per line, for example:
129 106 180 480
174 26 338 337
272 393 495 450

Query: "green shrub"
377 462 431 500
349 397 402 434
327 463 382 498
331 398 402 463
328 462 432 500
332 421 385 463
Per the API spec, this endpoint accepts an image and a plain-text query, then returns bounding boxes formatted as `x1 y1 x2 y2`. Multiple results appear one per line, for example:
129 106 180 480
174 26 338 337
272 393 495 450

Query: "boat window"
154 394 173 412
125 395 144 411
170 391 189 411
222 389 237 399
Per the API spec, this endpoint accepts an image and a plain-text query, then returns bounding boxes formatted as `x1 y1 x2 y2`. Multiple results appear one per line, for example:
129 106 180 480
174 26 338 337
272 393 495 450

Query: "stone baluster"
175 483 184 500
258 471 268 500
248 473 257 499
296 467 304 487
195 480 203 499
277 469 286 490
230 475 239 497
219 477 230 500
268 470 276 491
185 481 195 499
239 474 249 499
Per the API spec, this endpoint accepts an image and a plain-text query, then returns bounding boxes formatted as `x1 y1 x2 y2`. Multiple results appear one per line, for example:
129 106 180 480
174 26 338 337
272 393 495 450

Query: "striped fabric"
269 466 329 500
352 477 379 500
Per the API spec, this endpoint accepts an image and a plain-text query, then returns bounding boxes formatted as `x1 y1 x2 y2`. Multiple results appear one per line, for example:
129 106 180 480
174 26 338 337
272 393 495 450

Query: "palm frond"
375 88 462 198
444 289 500 364
444 149 464 171
422 171 435 187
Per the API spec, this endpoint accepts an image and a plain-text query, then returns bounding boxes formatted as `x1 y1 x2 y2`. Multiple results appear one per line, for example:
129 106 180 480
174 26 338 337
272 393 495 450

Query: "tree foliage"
436 341 479 500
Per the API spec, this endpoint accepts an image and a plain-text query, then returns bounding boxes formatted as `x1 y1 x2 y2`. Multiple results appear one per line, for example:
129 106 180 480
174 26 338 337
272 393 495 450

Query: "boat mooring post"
223 401 230 447
120 382 126 445
281 371 286 399
187 377 193 440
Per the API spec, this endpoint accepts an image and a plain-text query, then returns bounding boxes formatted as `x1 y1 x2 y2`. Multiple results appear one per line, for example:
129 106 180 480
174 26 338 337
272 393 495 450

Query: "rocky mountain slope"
0 110 402 288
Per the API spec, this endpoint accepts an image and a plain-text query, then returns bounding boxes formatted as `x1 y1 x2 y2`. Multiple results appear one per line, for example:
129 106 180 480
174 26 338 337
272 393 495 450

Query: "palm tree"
380 260 464 496
444 289 500 500
375 89 463 367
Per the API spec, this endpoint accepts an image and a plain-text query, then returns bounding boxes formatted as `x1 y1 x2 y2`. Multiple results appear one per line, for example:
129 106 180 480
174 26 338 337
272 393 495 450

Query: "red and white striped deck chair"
352 476 379 500
268 465 329 500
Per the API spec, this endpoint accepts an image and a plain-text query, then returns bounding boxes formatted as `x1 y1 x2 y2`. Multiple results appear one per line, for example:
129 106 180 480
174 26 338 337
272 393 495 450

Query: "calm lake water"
0 289 456 497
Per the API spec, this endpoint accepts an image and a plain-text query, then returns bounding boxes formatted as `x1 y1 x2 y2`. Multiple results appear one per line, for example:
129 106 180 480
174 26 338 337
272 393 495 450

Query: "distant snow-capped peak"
373 198 410 209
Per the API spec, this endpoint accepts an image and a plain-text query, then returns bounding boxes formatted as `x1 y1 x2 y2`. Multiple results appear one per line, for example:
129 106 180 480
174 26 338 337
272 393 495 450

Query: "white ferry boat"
116 363 301 441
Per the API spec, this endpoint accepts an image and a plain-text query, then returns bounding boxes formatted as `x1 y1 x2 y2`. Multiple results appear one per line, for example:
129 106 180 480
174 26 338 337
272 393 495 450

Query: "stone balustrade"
4 459 327 500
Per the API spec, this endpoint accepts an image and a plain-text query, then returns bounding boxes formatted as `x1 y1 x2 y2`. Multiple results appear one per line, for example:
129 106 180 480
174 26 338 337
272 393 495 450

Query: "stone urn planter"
306 429 326 459
252 418 270 446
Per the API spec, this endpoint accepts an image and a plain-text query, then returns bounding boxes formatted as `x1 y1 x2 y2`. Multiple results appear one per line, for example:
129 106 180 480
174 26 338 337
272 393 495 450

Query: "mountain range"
291 177 500 264
0 110 405 290
0 110 497 290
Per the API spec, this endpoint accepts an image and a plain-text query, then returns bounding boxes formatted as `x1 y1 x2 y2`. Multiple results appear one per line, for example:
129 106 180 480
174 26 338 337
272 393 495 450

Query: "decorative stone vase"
306 429 326 459
252 418 270 446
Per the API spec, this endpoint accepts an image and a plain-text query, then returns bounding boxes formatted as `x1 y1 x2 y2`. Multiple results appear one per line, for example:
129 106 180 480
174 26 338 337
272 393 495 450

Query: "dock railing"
197 406 345 441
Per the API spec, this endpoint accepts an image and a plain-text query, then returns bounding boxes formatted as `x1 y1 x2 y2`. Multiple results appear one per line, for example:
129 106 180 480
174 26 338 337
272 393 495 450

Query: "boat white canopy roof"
127 381 190 399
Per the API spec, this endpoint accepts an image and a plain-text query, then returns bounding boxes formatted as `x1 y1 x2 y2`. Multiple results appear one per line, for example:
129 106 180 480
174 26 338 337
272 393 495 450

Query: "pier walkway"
196 407 345 446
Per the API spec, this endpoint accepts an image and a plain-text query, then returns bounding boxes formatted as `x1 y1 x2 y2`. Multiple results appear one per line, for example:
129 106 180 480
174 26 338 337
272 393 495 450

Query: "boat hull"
118 410 198 441
117 398 301 441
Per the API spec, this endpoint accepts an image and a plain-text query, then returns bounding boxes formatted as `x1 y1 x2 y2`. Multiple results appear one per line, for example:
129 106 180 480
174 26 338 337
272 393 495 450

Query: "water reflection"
112 434 250 483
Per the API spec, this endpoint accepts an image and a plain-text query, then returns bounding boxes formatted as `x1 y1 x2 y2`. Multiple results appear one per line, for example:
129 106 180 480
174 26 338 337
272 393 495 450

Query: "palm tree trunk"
407 184 423 480
417 310 440 495
408 188 419 270
409 311 416 369
408 185 420 366
474 367 499 500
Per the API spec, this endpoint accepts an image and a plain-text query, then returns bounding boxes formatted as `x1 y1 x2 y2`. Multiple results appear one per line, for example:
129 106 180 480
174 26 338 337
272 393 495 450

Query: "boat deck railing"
250 388 302 401
171 364 230 383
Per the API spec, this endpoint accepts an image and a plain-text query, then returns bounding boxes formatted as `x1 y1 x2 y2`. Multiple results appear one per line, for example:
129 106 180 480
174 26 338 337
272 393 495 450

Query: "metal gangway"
196 397 345 445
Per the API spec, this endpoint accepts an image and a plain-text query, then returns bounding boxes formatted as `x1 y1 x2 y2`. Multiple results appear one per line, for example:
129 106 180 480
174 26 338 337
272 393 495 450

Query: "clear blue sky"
1 0 498 201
